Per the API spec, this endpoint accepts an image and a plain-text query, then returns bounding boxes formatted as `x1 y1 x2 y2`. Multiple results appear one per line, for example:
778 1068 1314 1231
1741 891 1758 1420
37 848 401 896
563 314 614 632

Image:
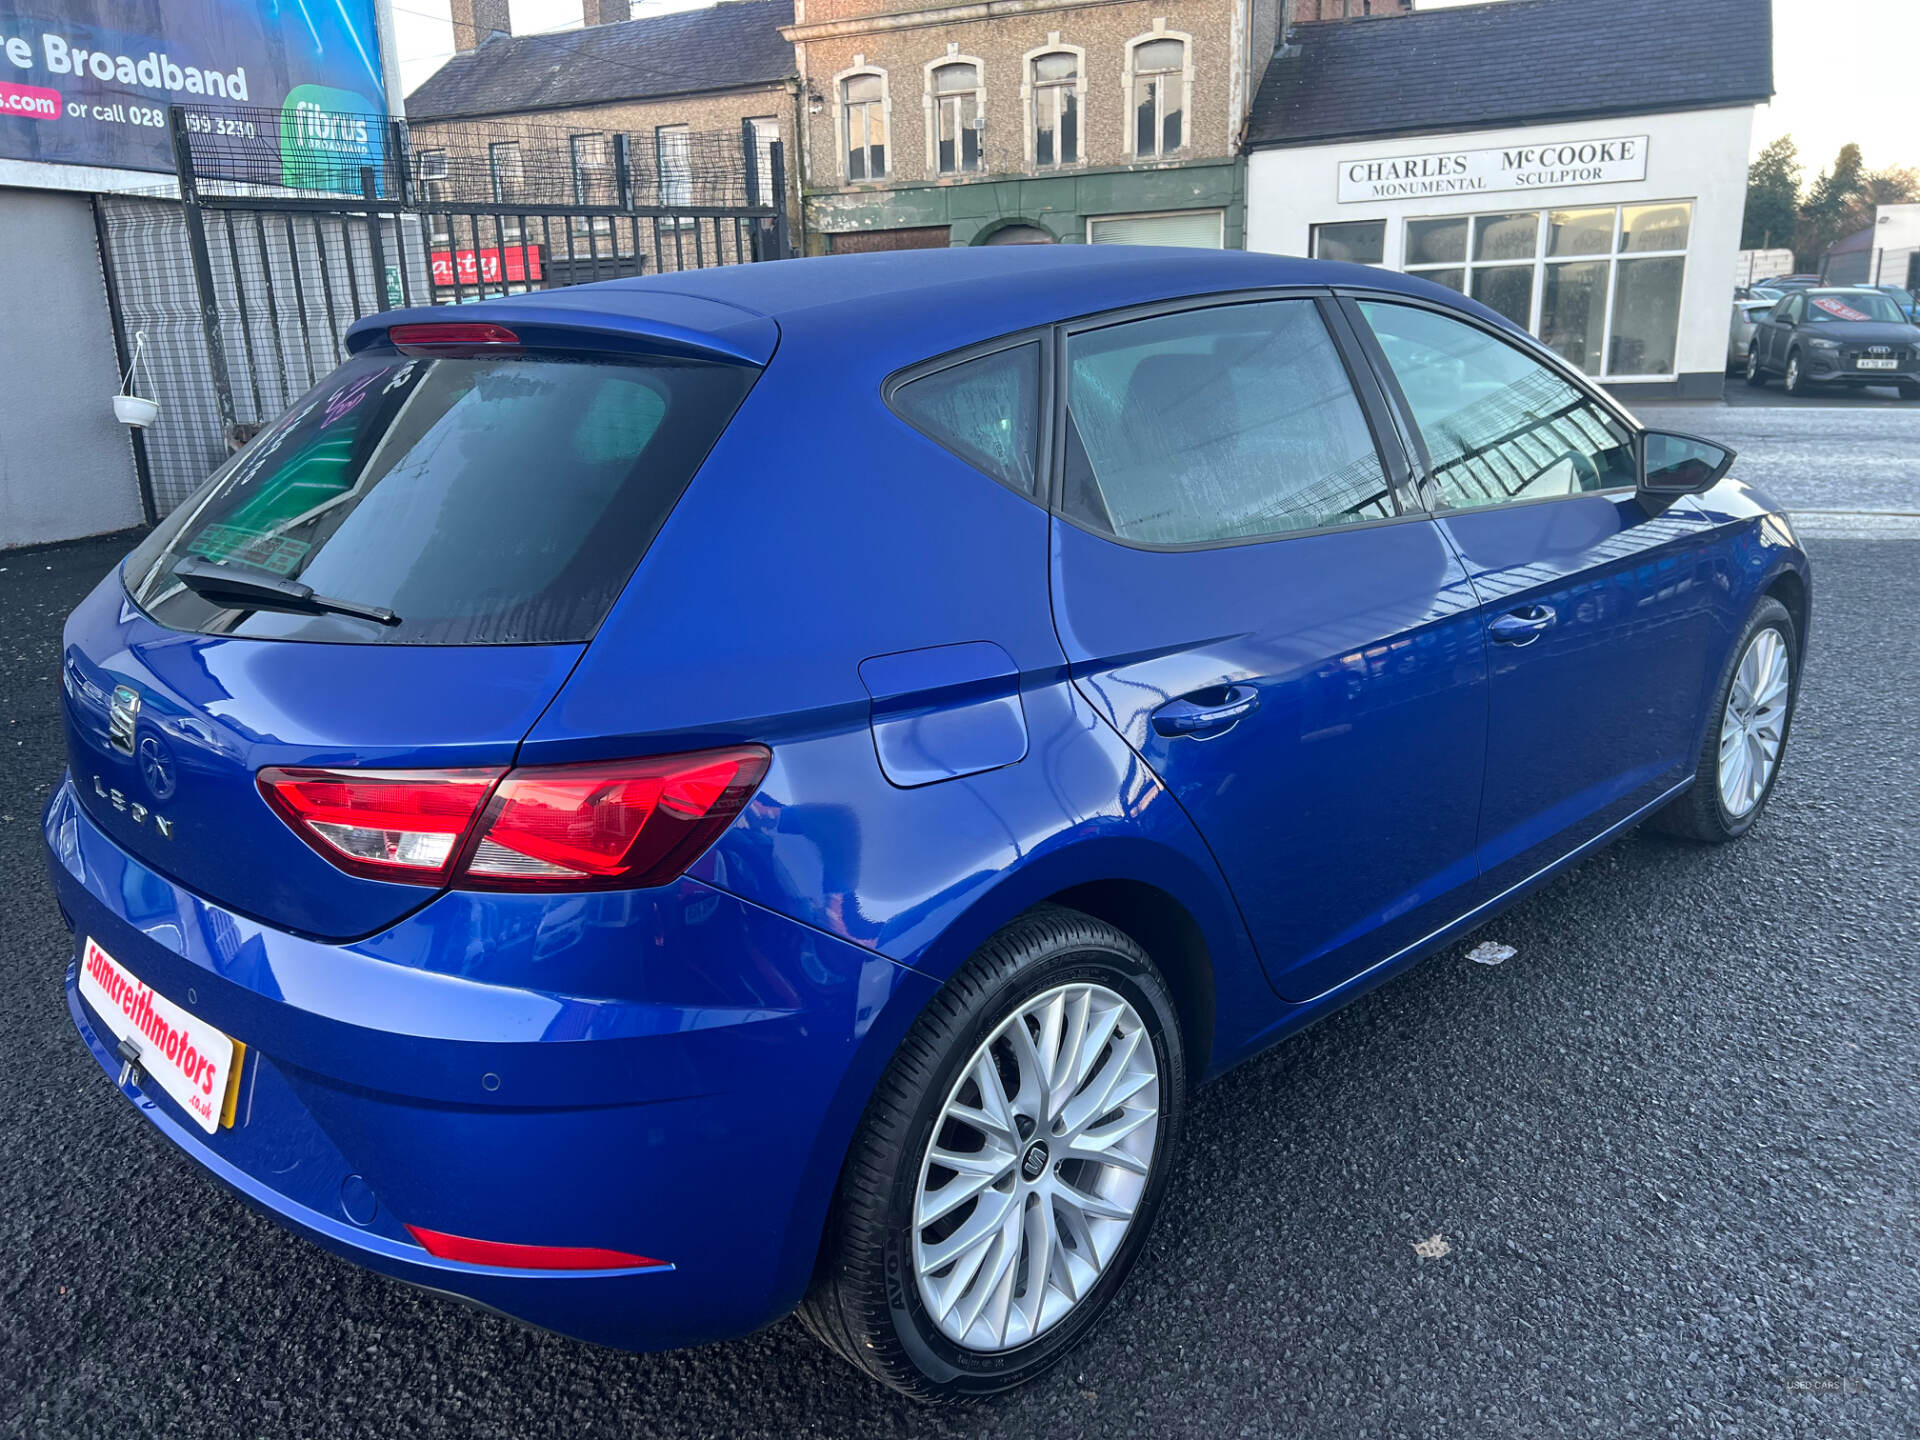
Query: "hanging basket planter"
114 329 159 428
114 393 159 428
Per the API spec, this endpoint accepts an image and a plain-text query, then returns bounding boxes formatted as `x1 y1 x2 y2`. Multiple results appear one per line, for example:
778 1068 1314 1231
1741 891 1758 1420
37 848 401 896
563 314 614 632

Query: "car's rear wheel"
1745 348 1766 386
800 905 1186 1402
1655 596 1797 843
1783 351 1807 396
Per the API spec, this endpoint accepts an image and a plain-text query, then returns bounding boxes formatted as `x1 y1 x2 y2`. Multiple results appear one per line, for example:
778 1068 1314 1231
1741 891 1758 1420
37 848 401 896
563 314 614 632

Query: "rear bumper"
45 774 935 1350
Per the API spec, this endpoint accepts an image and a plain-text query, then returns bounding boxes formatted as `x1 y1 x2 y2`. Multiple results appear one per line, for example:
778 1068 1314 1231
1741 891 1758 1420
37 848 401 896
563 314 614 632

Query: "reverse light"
259 746 770 891
387 321 521 353
405 1224 665 1271
257 767 504 883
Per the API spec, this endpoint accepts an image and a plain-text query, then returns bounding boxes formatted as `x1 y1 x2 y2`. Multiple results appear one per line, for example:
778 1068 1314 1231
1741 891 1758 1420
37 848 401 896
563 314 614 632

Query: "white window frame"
1022 38 1086 169
835 60 891 183
1122 24 1193 161
488 141 523 204
1399 200 1694 380
1086 208 1225 247
923 47 987 177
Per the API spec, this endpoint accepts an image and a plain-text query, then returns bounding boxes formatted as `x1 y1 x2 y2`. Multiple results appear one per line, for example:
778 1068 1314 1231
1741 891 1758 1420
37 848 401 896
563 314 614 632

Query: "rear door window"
1061 298 1395 545
125 352 755 644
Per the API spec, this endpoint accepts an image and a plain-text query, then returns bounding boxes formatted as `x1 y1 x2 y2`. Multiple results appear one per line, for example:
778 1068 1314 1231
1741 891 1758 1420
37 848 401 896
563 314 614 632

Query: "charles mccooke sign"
1337 135 1649 204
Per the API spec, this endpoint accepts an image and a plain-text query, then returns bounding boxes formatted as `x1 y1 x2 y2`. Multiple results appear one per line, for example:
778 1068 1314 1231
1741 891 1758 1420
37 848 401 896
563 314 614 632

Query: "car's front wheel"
1899 381 1920 400
1656 595 1798 843
1745 348 1766 386
800 905 1186 1401
1783 350 1808 395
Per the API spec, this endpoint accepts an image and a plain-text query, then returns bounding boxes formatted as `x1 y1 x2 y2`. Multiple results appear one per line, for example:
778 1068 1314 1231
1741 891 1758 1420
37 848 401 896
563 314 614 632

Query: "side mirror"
1638 430 1734 512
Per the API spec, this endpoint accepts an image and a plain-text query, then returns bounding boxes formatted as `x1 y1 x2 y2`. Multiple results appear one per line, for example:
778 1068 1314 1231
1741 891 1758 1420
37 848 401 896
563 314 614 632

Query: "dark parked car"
47 248 1810 1400
1746 287 1920 397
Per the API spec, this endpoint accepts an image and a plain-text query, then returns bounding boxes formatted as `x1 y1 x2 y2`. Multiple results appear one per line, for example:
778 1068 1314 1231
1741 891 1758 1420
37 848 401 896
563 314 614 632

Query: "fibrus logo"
277 82 379 189
287 99 368 152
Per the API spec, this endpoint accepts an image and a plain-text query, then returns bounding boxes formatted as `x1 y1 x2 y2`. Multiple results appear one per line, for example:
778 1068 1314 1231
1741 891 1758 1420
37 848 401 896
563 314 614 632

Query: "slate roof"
1246 0 1773 150
406 0 795 121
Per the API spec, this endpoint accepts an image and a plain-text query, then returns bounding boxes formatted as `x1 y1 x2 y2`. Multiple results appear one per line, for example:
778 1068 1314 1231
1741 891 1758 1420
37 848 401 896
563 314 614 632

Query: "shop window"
1310 220 1384 265
1400 201 1693 379
1126 33 1189 159
928 59 985 175
1028 48 1082 167
840 70 888 181
1087 210 1223 248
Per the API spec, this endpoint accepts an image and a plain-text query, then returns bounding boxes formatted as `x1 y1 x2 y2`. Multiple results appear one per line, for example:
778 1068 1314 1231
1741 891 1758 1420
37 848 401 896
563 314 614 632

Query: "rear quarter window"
125 352 756 644
888 342 1042 496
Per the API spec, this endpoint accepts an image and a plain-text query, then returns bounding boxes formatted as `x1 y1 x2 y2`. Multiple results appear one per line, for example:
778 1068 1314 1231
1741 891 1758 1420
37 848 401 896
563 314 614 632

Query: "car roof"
352 249 1517 375
504 247 1484 345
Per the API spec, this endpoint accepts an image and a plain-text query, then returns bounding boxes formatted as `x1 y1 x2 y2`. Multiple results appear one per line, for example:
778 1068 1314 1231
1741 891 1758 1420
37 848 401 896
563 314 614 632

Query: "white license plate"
78 937 241 1134
1856 357 1899 370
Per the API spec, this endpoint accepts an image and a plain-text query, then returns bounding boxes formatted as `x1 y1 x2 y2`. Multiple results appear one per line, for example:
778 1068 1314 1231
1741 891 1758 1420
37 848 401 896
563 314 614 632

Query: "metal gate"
97 103 789 515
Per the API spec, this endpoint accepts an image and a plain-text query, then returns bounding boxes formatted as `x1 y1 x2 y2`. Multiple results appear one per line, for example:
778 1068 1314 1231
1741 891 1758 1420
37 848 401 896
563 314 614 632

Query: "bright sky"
399 0 1920 176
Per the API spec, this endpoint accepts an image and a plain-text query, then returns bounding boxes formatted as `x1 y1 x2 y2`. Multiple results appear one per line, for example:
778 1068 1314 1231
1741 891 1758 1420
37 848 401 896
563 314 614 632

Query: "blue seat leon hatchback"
47 247 1809 1400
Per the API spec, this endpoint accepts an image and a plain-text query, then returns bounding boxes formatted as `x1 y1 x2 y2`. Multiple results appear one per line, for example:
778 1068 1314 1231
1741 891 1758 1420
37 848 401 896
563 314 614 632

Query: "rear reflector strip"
405 1224 665 1271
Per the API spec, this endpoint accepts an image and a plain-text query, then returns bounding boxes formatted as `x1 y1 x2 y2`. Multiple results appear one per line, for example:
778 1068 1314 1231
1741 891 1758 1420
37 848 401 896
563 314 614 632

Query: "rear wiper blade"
171 556 401 626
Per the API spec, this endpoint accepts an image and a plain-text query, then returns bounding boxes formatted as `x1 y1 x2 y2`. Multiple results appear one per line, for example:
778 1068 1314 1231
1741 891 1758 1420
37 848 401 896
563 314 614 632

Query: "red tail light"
259 746 769 891
257 767 503 883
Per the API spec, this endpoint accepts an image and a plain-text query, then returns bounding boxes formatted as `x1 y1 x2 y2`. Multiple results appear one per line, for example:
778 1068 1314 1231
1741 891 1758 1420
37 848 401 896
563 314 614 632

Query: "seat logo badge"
108 684 141 755
1021 1141 1050 1181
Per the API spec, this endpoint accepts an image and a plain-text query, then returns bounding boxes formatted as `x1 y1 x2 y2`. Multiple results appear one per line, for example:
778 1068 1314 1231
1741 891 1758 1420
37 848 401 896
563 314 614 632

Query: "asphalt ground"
4 450 1918 1436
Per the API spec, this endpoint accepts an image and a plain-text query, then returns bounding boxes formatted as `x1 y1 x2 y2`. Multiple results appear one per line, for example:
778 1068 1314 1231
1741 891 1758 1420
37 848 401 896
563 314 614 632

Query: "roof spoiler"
345 291 779 367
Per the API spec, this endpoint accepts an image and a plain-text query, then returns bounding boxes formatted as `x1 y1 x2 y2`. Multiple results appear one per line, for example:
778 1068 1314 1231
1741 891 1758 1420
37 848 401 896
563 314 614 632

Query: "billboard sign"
0 2 385 177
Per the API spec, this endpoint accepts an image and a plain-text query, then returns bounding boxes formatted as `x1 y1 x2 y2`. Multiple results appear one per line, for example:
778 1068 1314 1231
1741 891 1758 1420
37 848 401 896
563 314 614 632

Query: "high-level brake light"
387 322 521 353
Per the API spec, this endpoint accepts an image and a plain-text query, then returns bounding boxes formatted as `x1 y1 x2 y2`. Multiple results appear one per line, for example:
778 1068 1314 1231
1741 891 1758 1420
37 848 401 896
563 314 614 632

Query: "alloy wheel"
1785 354 1801 393
1746 349 1760 381
911 982 1160 1353
1717 627 1791 817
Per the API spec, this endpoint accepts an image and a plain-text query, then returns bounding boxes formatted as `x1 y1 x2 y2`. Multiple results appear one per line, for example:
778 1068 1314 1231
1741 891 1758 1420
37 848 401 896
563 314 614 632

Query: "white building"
1823 203 1920 291
1243 0 1772 400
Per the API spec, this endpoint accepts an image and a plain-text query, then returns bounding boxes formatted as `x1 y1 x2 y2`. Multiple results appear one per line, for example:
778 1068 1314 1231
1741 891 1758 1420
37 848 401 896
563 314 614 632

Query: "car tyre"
1745 349 1766 387
1899 381 1920 400
799 904 1187 1402
1654 596 1798 843
1783 350 1807 396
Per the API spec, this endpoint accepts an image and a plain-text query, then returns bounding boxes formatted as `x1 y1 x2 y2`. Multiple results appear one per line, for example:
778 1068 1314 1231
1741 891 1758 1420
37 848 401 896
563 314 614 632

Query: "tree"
1796 142 1866 268
1742 134 1801 251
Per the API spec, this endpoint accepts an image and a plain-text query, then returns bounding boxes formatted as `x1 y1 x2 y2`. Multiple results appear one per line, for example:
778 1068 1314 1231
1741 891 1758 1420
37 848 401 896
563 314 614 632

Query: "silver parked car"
1729 297 1775 370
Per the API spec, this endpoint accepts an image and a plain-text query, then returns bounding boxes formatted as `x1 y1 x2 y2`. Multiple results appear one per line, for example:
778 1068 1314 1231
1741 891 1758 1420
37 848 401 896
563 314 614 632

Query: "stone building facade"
412 1 804 259
785 0 1284 251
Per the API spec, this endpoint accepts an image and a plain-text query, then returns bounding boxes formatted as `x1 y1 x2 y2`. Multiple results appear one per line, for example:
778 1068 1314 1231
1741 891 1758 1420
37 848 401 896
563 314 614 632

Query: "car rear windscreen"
124 351 756 644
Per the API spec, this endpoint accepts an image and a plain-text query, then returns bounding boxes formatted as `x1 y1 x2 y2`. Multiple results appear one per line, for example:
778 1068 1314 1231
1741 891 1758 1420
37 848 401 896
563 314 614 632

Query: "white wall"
1247 105 1757 383
0 190 144 549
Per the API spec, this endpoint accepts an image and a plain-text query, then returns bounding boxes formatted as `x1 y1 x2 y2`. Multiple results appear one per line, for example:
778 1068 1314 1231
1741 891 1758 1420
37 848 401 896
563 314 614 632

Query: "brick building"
785 0 1287 250
409 1 803 253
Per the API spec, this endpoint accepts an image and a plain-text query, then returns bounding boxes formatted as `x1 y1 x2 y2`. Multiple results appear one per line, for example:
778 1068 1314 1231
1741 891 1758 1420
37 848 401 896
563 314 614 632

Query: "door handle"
1151 684 1260 739
1487 604 1558 646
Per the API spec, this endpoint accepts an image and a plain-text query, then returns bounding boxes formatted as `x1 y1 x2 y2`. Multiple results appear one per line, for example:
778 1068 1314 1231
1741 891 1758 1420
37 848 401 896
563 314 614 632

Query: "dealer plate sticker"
78 938 236 1135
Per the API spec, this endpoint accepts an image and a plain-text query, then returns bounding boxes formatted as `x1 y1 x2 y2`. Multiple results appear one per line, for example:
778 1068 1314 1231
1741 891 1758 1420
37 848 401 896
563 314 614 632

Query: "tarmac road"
3 494 1917 1436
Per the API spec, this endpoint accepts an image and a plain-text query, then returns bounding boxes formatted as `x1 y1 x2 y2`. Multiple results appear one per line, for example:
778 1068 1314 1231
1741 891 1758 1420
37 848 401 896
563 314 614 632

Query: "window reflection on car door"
1049 295 1490 1002
1350 298 1722 897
